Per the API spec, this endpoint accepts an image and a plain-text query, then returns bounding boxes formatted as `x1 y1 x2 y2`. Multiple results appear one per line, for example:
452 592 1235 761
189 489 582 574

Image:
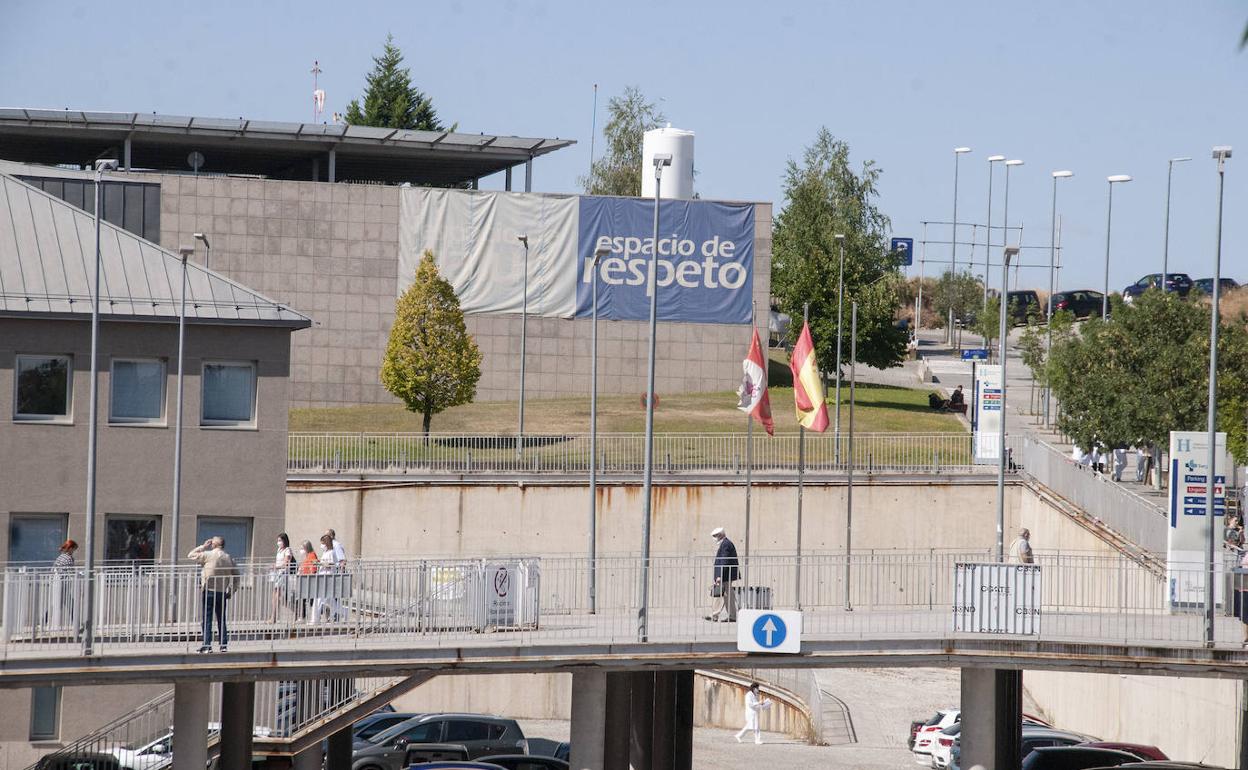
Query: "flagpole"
845 302 857 611
796 302 808 611
744 301 756 597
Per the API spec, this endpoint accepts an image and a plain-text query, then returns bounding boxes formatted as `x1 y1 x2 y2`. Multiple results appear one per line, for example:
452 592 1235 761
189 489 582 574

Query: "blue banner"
575 196 754 323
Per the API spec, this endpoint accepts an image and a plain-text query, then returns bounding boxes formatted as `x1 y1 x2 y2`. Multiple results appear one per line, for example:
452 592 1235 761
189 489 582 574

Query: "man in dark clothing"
706 527 739 622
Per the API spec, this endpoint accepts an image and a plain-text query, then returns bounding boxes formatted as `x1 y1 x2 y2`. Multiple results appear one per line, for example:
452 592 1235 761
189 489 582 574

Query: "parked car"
355 712 423 743
404 745 472 764
34 755 123 770
354 714 527 770
1194 277 1240 296
1112 764 1231 769
552 743 569 762
1080 743 1168 761
1049 290 1104 320
478 756 570 770
1022 745 1142 769
1122 273 1193 303
1007 290 1043 325
930 715 1052 768
948 724 1092 770
909 719 927 750
912 708 959 761
104 733 173 769
405 764 506 770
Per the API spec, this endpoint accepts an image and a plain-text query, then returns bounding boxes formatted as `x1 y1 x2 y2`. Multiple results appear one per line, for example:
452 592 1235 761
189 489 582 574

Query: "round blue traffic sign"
751 613 787 649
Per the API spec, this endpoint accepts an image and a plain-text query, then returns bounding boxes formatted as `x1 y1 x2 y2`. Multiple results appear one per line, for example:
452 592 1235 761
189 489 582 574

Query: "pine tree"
381 252 482 433
345 35 444 131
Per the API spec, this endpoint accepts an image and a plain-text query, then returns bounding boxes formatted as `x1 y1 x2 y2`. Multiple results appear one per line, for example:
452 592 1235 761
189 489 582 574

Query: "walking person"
1010 528 1035 564
1111 447 1128 482
296 540 319 621
270 533 294 623
325 528 347 565
734 683 772 744
705 527 740 622
310 533 346 625
187 536 239 653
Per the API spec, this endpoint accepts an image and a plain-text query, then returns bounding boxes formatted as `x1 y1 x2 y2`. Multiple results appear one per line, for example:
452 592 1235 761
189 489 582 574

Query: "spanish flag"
788 321 830 432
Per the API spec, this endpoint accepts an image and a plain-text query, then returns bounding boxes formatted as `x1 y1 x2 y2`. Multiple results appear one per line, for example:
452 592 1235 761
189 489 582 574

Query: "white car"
105 733 172 770
929 722 961 768
912 708 959 764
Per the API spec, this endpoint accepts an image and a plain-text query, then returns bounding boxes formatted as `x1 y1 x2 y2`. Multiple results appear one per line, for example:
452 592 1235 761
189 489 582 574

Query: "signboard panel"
1167 430 1229 608
952 562 1042 635
961 348 988 361
737 609 802 654
890 237 914 266
973 364 1002 464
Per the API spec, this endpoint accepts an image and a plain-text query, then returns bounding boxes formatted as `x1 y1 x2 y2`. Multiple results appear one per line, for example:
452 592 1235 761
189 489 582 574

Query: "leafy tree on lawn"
930 270 983 329
581 86 666 197
346 34 446 131
971 294 1000 353
381 251 482 434
771 128 907 373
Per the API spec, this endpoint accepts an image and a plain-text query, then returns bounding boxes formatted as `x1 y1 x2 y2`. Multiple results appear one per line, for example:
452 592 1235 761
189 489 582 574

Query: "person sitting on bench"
947 385 967 414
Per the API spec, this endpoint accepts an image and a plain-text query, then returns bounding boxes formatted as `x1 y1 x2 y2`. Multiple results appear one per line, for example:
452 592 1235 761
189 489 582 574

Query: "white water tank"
641 125 695 200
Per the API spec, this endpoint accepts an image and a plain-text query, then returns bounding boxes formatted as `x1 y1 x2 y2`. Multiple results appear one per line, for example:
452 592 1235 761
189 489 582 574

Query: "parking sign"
890 237 914 266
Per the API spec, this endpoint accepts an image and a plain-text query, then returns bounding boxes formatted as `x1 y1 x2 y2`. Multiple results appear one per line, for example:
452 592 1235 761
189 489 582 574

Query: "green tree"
971 294 1000 353
345 35 445 131
771 129 907 372
381 251 482 434
930 271 983 329
581 86 666 196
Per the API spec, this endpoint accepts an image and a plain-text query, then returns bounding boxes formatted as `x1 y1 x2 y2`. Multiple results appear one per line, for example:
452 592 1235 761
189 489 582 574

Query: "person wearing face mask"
270 533 294 623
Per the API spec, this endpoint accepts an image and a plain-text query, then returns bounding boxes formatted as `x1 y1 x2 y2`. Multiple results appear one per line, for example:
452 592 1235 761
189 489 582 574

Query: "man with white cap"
706 527 739 622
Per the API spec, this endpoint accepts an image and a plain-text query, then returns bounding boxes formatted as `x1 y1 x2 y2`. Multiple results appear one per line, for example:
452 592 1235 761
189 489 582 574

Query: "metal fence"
288 432 1005 475
4 550 1239 657
1020 436 1167 556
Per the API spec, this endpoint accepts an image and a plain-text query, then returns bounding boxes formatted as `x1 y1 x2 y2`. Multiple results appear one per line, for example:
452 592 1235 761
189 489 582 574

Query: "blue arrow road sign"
751 613 787 649
890 237 914 266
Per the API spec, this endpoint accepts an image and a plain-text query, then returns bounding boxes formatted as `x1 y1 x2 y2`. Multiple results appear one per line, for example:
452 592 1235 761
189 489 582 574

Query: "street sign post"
890 237 914 266
737 609 802 654
961 348 989 361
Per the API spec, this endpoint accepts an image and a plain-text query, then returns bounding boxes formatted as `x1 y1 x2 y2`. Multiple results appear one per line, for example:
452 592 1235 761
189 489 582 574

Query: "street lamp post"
1045 171 1073 427
516 234 529 458
587 245 610 615
1162 158 1191 293
984 156 1005 310
1103 176 1133 320
637 153 672 642
169 243 193 612
950 147 972 344
1206 146 1232 646
833 233 846 462
83 158 118 655
1000 160 1024 334
194 232 211 271
998 245 1019 561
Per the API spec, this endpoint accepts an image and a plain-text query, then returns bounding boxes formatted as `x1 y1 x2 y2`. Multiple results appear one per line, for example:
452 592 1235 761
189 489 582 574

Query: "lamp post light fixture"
587 245 610 615
1162 157 1192 293
1045 171 1074 427
169 244 194 607
638 152 672 642
1103 175 1133 319
949 147 972 344
833 233 846 460
83 158 118 655
193 232 211 270
984 155 1006 310
516 234 529 458
997 245 1020 561
1205 145 1232 646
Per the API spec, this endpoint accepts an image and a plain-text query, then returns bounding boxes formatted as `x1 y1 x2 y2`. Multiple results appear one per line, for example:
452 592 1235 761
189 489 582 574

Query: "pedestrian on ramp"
705 527 739 622
734 682 772 744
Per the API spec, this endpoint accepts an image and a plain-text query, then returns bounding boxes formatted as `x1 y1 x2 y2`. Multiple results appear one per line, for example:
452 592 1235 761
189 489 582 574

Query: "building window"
29 686 61 741
110 358 166 424
14 354 72 421
201 361 256 427
105 516 160 563
7 515 68 565
196 517 252 561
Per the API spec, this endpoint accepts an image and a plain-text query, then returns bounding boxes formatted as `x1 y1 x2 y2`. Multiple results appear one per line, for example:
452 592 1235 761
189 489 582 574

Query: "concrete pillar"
123 136 132 172
312 157 320 182
604 672 632 770
570 671 608 770
219 681 255 770
505 166 513 192
960 668 1022 770
172 682 210 770
672 670 694 770
651 672 676 770
326 724 353 770
328 149 337 183
525 156 533 192
293 743 325 770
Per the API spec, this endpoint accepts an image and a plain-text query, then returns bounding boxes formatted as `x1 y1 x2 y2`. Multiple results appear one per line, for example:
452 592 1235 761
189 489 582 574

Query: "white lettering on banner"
585 233 746 295
951 562 1042 635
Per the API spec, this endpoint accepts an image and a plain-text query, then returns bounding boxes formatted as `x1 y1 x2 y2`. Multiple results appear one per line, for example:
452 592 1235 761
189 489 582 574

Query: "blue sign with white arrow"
752 614 786 649
736 609 803 653
890 237 914 266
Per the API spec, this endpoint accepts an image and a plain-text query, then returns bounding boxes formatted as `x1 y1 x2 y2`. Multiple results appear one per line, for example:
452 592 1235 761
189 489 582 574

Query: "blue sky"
2 0 1245 292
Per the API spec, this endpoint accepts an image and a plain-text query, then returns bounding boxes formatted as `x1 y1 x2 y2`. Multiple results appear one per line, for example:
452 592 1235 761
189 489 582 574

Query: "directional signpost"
737 609 802 654
961 348 988 361
890 237 914 266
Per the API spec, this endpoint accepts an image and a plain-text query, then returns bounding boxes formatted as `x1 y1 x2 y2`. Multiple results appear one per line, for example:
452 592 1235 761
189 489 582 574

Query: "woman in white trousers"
735 683 772 744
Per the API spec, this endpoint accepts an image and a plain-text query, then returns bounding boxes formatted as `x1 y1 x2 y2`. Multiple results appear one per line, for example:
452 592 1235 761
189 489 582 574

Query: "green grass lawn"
289 383 964 435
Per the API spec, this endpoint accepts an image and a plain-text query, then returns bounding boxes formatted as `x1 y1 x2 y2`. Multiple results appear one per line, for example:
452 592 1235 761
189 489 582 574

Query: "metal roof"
0 173 311 328
0 108 575 185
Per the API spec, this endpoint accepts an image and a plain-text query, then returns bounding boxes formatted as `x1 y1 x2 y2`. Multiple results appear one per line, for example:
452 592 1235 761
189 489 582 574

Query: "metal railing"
1020 436 1167 556
288 432 1008 476
4 550 1242 658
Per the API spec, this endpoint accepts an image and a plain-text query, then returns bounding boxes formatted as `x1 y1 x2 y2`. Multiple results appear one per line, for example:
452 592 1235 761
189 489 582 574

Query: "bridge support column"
293 743 325 770
570 670 631 770
960 667 1022 770
326 723 353 770
570 670 691 770
173 681 210 770
220 681 255 770
629 671 655 770
650 670 693 770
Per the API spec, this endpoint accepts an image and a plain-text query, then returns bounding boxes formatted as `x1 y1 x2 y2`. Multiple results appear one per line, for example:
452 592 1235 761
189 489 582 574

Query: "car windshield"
368 717 423 744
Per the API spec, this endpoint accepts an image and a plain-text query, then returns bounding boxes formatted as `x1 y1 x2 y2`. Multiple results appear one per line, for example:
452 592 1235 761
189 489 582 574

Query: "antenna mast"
311 61 325 123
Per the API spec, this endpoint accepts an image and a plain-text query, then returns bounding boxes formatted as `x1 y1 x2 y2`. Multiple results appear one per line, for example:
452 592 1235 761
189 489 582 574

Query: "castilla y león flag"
736 328 774 436
788 321 829 432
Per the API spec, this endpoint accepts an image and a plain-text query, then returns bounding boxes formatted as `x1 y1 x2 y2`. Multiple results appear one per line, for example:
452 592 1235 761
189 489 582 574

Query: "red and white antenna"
311 61 326 123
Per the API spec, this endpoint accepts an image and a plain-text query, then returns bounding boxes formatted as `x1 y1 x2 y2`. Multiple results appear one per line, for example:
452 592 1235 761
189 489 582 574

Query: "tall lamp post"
1044 171 1073 427
1205 146 1232 646
983 156 1005 310
949 147 972 343
83 158 118 655
193 232 211 271
1162 157 1191 293
1103 175 1133 320
833 233 846 460
516 234 529 458
587 245 610 615
997 245 1020 561
170 243 194 600
637 152 672 642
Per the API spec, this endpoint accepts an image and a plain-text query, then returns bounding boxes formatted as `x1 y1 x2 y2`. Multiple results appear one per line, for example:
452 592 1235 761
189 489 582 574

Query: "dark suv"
1006 290 1043 326
1049 290 1104 320
352 714 527 770
1194 277 1240 296
1123 273 1192 303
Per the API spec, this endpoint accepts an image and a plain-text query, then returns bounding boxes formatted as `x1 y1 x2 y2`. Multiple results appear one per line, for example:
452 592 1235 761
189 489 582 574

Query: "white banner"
973 365 1003 464
952 562 1041 635
1167 430 1229 608
399 188 579 317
